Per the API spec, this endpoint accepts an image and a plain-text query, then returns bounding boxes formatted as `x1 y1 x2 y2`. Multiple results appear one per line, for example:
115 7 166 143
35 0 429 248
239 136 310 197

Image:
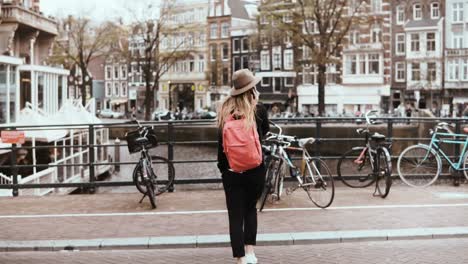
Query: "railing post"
387 118 393 155
88 125 96 194
454 120 462 187
114 138 120 172
10 141 19 197
315 118 321 157
167 121 175 192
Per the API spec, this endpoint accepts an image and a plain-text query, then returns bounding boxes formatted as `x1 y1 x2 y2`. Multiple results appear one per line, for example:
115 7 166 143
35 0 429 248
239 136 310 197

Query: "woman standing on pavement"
217 69 270 264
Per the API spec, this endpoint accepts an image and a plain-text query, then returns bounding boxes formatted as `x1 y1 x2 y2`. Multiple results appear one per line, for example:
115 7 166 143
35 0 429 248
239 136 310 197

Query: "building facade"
391 0 444 112
104 55 128 113
445 0 468 116
0 0 69 122
157 1 209 113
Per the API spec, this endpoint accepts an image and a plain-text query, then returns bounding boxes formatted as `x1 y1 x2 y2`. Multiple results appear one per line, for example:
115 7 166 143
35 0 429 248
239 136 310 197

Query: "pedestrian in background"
217 69 269 264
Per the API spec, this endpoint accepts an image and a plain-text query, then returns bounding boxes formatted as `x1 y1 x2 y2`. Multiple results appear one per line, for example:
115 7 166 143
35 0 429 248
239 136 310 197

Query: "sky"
41 0 127 21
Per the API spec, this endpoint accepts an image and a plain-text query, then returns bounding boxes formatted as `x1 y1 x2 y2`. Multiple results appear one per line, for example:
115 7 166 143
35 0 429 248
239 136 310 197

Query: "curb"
2 227 468 252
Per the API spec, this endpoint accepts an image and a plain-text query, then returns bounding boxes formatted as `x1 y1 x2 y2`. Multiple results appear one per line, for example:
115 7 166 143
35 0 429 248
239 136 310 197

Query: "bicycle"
258 122 335 211
397 122 468 187
336 110 392 198
125 120 175 209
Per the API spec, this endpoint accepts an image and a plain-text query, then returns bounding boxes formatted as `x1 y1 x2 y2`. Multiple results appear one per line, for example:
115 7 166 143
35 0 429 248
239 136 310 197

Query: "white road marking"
2 203 468 219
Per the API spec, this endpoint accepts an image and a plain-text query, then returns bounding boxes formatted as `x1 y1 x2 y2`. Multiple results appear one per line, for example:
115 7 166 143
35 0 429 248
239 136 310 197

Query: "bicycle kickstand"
139 193 147 204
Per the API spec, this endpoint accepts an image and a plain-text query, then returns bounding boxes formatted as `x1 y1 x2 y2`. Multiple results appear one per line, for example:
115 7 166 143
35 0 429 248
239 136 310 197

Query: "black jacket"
217 104 270 174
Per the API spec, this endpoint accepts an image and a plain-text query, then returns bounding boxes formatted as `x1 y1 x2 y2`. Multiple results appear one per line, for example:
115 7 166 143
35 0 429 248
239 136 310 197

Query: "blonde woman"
217 69 270 264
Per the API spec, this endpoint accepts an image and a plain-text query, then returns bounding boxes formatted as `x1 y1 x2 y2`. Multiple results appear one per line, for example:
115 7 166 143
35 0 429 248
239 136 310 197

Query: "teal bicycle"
397 122 468 187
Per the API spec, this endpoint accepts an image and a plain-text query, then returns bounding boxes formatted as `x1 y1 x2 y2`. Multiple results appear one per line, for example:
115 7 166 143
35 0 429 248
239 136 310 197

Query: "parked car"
99 109 125 119
153 110 174 121
200 111 217 120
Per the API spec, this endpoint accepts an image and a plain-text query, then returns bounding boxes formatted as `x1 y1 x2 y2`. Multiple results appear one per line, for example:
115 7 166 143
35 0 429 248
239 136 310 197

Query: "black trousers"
222 164 266 258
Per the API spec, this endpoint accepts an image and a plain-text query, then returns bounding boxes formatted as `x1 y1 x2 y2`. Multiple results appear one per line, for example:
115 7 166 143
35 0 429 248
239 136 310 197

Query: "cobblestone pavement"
1 238 468 264
1 186 468 241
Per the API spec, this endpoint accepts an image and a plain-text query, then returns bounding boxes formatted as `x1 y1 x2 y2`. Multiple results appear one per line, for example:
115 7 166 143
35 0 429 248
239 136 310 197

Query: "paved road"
1 238 467 264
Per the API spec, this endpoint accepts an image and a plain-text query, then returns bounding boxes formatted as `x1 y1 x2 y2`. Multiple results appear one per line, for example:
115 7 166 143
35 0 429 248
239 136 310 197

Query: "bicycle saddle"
135 137 149 145
371 132 386 141
298 137 316 147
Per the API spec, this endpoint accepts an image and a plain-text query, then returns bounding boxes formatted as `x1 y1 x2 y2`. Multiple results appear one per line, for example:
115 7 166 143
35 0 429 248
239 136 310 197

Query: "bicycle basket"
125 128 158 153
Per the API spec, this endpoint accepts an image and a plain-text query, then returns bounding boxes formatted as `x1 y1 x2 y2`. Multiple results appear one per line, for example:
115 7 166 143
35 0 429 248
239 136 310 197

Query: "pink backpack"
223 116 262 173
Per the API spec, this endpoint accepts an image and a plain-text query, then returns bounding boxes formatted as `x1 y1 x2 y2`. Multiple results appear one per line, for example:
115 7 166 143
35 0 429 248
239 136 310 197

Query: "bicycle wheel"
303 158 335 208
258 158 281 212
376 147 392 198
151 156 175 195
133 161 147 195
463 151 468 180
337 147 375 188
397 144 441 187
145 178 157 209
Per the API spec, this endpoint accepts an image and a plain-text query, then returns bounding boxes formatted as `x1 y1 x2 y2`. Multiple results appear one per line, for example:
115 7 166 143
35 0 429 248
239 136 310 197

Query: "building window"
261 50 270 70
453 33 464 48
106 83 112 97
346 55 357 75
453 3 464 23
411 63 420 81
284 50 293 70
371 0 382 13
121 82 127 97
396 34 405 55
233 56 241 71
302 66 314 84
431 2 440 19
233 39 240 53
303 20 317 34
427 62 437 82
285 77 294 87
413 4 422 20
121 65 127 79
303 46 311 60
272 47 282 70
114 65 119 79
242 55 249 69
242 38 249 52
261 33 268 45
396 62 405 82
350 30 359 45
359 54 366 74
105 66 112 80
283 13 292 23
411 33 420 51
427 33 436 51
210 23 217 39
368 54 379 74
448 60 460 80
463 60 468 80
221 22 229 38
396 5 405 24
114 82 119 96
210 44 217 61
222 44 229 60
371 26 382 43
273 77 281 92
260 15 268 25
261 77 270 86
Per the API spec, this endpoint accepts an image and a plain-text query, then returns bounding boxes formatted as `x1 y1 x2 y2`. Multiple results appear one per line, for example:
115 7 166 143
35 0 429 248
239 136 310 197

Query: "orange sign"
1 131 25 144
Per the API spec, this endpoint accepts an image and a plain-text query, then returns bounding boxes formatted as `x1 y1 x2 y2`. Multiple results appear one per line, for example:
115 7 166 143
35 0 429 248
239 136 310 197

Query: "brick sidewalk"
0 185 467 244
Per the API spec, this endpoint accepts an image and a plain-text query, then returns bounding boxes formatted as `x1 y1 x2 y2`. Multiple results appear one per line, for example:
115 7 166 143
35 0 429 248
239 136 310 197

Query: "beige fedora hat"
230 69 261 96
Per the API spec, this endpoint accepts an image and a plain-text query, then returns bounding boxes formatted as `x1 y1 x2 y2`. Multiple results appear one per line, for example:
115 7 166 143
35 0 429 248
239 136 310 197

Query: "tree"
49 16 118 106
260 0 364 116
124 0 195 121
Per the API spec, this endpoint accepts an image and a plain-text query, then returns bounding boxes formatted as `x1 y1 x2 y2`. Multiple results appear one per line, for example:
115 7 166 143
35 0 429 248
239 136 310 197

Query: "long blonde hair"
217 90 256 129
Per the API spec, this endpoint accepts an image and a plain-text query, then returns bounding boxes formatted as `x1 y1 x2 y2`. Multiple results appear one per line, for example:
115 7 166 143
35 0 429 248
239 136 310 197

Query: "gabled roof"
228 0 258 20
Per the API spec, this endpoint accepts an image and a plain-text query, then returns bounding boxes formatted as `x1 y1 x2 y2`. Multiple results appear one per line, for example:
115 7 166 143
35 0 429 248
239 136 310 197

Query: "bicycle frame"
278 144 319 187
428 132 468 171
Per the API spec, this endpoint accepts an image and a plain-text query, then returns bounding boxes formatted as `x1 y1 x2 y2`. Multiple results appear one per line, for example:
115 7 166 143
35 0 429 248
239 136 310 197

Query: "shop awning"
453 97 468 104
110 99 128 105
